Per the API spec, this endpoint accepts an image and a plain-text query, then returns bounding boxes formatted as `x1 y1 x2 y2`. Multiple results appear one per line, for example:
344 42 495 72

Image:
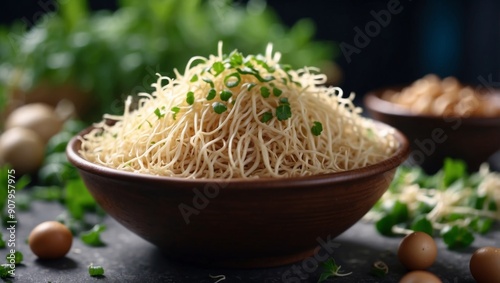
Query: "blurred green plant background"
0 0 337 122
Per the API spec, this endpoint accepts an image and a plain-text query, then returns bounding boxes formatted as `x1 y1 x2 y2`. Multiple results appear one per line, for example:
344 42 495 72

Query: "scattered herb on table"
365 158 500 249
370 260 389 278
88 263 105 277
0 263 14 279
5 251 23 265
80 224 107 247
317 258 352 282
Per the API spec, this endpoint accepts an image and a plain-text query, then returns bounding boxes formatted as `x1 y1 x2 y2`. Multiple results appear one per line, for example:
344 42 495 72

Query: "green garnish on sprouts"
260 86 270 98
273 87 282 97
276 98 291 121
154 108 165 119
207 89 217 101
261 112 273 123
212 61 225 76
212 102 227 114
88 263 105 277
202 77 215 88
186 91 195 105
318 258 352 282
171 106 180 120
190 74 199 82
311 121 323 136
224 72 241 88
220 90 232 101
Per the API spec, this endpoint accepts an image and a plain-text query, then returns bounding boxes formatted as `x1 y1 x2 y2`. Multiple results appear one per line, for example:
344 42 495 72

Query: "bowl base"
163 247 318 268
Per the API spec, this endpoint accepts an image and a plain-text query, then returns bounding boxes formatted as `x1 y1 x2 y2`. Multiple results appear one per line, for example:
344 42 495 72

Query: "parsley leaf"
212 102 227 114
311 121 323 136
80 224 107 247
261 112 273 122
276 104 291 121
186 91 195 105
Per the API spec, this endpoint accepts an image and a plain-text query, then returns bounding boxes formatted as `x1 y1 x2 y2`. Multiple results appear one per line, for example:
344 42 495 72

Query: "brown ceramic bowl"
364 87 500 173
66 122 409 268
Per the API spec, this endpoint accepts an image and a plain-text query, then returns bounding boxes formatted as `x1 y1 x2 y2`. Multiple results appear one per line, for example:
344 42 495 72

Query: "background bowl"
66 122 409 268
364 87 500 173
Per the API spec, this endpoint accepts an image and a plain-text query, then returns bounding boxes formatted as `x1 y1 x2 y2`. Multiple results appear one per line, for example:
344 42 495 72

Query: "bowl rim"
66 120 410 189
364 86 500 123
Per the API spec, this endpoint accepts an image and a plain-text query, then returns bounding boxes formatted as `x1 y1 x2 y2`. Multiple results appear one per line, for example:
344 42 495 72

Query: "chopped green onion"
171 106 180 120
212 61 225 76
229 53 244 67
273 87 283 97
186 91 195 105
224 72 241 88
236 67 275 82
154 108 165 119
311 121 323 136
212 102 227 114
220 90 232 101
260 86 270 98
88 264 105 277
190 74 198 82
261 112 273 123
202 77 215 88
279 97 289 105
246 83 257 91
276 104 291 121
206 88 216 101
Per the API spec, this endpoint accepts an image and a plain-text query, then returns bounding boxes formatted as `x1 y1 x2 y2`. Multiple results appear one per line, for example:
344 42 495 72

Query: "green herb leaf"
64 179 97 220
0 263 14 279
224 72 241 88
443 158 467 188
190 74 198 82
88 264 105 277
0 233 5 248
260 86 270 98
441 225 474 249
80 224 106 247
229 52 244 67
273 87 283 97
279 97 289 105
318 258 352 282
202 78 215 88
5 251 23 265
311 121 323 136
212 102 227 114
220 90 233 101
375 214 396 236
236 67 275 82
470 217 493 234
171 106 180 120
154 108 165 119
246 83 257 91
207 88 216 101
410 215 433 236
186 91 195 105
261 112 273 123
276 104 291 121
212 61 225 76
